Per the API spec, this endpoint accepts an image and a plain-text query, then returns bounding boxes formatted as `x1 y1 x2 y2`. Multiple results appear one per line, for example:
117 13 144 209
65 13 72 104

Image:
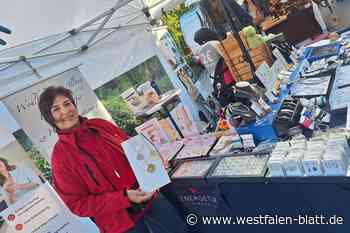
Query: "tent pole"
0 48 81 65
0 22 150 67
34 0 135 55
20 56 43 79
83 11 116 48
84 11 145 49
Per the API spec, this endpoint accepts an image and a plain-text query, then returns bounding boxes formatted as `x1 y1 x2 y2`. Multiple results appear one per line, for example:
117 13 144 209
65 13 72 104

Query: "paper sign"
158 118 180 142
170 103 199 137
135 118 170 148
0 183 84 233
273 48 289 67
271 60 285 79
121 135 170 192
255 62 276 91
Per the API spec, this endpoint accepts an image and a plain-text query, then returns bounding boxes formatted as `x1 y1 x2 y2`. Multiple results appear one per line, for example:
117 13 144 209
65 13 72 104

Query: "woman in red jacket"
38 86 187 233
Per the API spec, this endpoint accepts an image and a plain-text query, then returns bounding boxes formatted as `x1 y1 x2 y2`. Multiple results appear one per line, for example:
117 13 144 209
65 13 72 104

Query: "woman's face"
0 161 7 173
51 95 79 130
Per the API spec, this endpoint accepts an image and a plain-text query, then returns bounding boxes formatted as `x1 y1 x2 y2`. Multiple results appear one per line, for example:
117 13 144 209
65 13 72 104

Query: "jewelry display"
291 75 332 97
210 135 236 156
210 154 269 177
330 65 350 110
157 141 185 167
171 159 215 178
175 134 217 160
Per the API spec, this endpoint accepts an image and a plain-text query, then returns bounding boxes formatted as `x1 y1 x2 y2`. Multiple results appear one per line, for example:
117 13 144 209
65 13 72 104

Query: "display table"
237 60 307 143
162 34 350 233
164 175 350 233
261 6 322 45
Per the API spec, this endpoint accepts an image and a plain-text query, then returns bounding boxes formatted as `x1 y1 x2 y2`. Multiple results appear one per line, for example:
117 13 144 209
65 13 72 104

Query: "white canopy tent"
0 0 201 147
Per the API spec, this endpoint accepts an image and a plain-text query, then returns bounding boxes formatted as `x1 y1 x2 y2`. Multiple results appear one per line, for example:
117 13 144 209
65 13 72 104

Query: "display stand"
165 152 350 233
136 89 184 138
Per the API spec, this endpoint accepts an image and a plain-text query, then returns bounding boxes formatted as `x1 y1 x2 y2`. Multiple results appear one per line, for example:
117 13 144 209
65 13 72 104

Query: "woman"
194 28 236 107
0 157 41 204
38 86 187 233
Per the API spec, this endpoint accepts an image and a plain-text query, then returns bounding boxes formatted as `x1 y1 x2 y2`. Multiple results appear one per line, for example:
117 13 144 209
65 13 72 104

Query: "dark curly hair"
38 86 77 128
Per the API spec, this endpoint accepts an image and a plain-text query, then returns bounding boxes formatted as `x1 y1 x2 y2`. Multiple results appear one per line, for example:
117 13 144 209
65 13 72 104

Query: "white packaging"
322 149 347 176
302 158 324 176
267 156 285 177
283 150 305 176
274 141 290 152
271 150 288 159
283 158 305 176
322 158 347 176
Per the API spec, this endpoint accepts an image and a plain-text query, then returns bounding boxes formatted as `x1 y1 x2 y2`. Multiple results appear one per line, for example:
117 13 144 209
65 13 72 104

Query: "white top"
0 166 41 203
195 41 223 77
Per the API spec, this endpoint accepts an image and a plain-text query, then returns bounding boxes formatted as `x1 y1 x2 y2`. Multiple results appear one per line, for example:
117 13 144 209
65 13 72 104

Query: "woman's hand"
126 189 153 204
15 182 40 191
3 181 16 194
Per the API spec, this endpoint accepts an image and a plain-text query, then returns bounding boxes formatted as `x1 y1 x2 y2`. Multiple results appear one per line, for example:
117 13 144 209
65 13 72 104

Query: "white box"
283 158 305 176
302 158 324 176
322 159 347 176
267 157 285 177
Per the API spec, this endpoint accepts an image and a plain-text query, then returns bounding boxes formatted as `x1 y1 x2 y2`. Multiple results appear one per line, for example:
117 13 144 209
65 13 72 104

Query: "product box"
267 156 286 177
302 158 324 176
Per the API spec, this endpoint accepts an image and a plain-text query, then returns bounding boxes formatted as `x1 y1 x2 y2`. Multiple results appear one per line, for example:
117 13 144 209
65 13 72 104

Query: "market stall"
2 1 350 233
160 29 350 233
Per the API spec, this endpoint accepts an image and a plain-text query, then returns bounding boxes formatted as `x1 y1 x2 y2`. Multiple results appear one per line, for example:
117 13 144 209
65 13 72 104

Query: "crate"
219 32 273 82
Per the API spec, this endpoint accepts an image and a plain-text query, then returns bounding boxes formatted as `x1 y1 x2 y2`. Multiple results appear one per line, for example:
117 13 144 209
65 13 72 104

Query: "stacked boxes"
267 133 350 177
219 32 272 82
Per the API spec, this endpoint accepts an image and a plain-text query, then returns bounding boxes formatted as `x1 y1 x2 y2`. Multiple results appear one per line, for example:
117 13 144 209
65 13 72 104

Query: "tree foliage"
95 56 173 135
162 4 191 59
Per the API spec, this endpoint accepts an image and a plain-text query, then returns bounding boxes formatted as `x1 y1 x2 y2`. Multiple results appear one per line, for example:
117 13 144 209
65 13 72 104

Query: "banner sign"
2 67 99 161
0 183 84 233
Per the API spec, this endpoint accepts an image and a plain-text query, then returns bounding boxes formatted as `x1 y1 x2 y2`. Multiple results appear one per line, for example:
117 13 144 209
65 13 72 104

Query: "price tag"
273 48 289 67
255 62 276 91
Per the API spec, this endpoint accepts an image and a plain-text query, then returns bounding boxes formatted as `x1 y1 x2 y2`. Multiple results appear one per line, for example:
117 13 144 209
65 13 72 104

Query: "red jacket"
52 118 147 233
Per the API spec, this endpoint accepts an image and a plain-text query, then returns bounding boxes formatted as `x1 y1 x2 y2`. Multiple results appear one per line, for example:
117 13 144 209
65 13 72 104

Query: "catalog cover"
135 118 170 148
121 135 171 192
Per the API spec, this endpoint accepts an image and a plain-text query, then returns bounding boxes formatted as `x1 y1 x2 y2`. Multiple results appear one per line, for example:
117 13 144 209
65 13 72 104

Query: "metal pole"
0 22 150 67
20 56 43 79
84 11 116 48
34 0 135 55
0 48 81 65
